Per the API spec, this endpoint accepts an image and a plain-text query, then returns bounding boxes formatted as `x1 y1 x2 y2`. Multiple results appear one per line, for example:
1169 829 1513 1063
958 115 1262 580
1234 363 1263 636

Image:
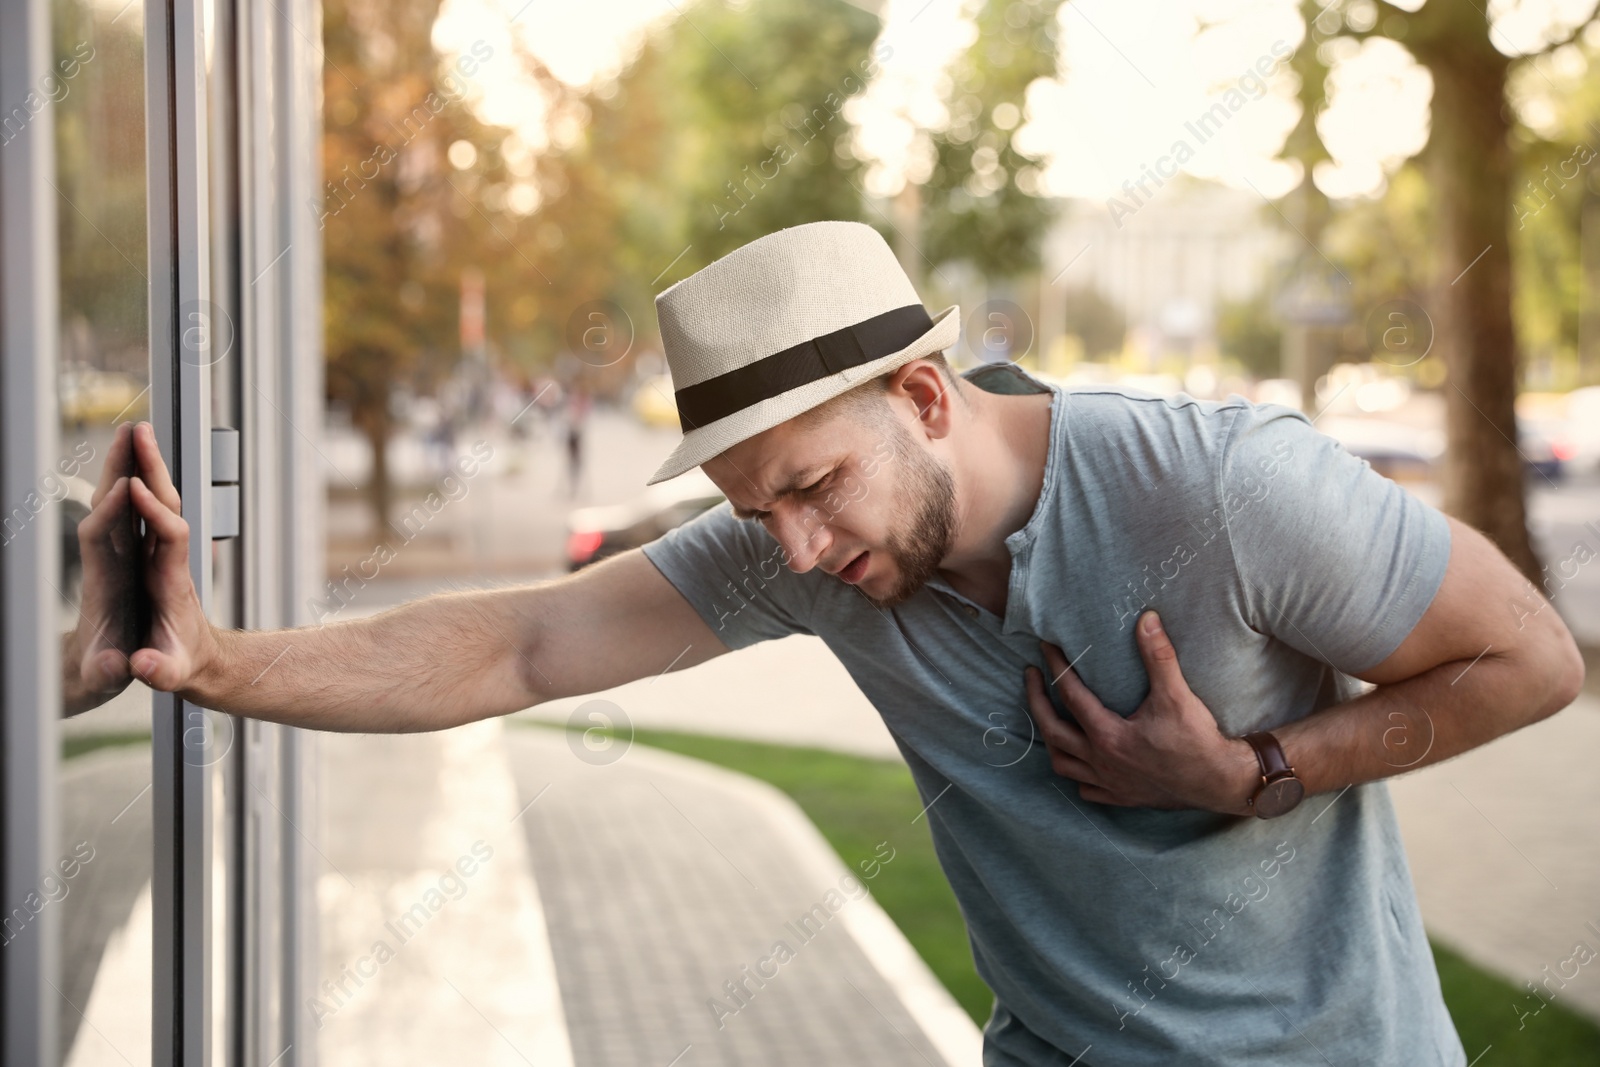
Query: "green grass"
533 723 1600 1063
1433 940 1600 1066
61 730 150 762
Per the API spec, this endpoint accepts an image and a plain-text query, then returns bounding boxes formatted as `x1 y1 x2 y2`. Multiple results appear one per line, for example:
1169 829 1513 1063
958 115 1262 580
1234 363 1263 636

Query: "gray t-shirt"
640 362 1464 1066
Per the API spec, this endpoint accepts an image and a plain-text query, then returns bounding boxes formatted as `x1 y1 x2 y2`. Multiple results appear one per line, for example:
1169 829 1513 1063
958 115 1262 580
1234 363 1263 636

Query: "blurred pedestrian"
563 387 590 499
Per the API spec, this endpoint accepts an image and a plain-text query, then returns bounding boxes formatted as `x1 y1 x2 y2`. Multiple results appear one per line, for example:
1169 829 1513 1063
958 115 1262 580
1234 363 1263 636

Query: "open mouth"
838 551 869 585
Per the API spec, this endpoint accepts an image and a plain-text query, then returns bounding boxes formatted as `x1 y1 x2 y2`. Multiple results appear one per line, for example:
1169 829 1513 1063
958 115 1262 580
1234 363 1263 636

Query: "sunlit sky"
431 0 1600 209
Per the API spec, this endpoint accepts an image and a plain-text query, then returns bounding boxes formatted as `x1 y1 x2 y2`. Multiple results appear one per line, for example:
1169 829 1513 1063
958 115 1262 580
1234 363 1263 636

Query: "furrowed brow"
729 465 829 520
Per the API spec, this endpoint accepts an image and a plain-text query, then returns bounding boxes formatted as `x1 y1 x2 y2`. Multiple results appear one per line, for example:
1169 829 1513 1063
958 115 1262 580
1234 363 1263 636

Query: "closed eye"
731 466 837 521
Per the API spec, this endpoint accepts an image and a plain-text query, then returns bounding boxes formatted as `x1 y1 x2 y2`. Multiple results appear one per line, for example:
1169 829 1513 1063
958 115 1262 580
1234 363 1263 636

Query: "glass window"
52 0 154 1062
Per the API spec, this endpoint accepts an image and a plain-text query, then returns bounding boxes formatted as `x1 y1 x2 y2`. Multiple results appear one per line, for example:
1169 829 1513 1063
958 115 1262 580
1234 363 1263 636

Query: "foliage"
1506 53 1600 382
319 0 1075 526
1319 162 1437 307
52 0 149 379
920 0 1063 278
1275 0 1600 578
321 0 540 528
1061 285 1126 360
555 0 884 303
1215 293 1283 378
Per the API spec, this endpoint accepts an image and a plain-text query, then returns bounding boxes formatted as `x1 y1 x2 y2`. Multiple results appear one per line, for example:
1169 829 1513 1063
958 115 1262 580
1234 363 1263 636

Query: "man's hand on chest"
1023 609 1259 814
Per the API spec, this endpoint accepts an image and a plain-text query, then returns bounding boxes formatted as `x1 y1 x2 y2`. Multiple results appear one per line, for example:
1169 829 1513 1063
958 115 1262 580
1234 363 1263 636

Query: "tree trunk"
1413 16 1542 582
355 404 392 543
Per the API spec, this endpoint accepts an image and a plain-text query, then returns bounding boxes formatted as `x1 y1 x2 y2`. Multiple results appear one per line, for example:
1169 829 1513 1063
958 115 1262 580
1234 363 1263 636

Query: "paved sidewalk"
1389 692 1600 1023
316 720 572 1066
502 726 980 1067
315 716 980 1066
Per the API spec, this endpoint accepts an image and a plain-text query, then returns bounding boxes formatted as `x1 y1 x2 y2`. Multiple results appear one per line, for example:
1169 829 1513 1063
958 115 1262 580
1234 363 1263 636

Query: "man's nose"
771 504 831 573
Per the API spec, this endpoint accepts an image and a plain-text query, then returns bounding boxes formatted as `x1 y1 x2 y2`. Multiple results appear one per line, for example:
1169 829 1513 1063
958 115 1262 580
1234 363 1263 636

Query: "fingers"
77 476 128 545
91 423 134 507
1047 749 1104 787
1026 671 1103 784
82 647 132 693
1024 665 1091 759
1077 784 1139 807
128 474 186 540
1135 611 1188 698
132 422 182 513
128 476 193 583
1040 641 1120 735
129 647 187 692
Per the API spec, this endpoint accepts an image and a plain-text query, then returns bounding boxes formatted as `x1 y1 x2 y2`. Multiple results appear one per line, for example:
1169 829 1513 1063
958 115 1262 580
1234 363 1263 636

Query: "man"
115 221 1580 1065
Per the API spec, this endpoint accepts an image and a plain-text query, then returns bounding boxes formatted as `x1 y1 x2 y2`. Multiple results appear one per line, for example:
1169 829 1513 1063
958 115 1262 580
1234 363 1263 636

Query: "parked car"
631 374 682 429
565 468 726 570
1548 386 1600 475
1518 415 1569 483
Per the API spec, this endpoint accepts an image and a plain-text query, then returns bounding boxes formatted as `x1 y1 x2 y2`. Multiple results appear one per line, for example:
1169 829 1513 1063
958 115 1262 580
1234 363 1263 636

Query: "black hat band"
672 303 934 428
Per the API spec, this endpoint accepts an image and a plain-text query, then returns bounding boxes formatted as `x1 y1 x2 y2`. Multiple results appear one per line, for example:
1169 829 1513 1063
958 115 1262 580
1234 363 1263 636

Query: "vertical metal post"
276 0 326 1058
148 0 214 1061
0 0 62 1058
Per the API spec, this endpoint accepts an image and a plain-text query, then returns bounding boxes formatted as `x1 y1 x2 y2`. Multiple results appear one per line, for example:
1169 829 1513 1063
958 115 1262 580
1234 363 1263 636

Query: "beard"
863 435 957 609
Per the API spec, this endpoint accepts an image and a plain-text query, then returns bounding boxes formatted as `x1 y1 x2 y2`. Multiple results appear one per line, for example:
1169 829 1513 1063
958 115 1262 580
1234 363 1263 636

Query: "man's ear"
888 359 958 442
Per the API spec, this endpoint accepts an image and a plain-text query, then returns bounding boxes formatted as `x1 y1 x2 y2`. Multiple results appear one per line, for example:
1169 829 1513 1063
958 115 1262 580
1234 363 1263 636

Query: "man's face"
704 393 957 608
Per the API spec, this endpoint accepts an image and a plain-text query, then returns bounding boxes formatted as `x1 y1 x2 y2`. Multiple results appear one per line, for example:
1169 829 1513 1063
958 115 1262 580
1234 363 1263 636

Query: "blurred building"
1042 178 1295 368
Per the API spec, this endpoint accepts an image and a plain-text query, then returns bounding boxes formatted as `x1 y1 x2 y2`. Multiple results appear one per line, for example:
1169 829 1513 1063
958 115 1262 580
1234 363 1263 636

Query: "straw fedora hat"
646 220 959 484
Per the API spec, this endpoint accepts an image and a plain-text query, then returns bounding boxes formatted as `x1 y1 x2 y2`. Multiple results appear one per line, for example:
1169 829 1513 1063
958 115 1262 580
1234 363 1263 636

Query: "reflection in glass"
52 0 154 1062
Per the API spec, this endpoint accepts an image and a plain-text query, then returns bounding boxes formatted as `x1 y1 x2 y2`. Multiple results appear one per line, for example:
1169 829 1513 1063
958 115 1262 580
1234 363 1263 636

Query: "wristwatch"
1242 731 1305 819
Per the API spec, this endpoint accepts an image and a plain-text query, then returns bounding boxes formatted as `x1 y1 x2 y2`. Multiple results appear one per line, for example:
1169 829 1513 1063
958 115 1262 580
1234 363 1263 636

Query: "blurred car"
566 468 725 570
1518 415 1569 483
632 374 681 429
1317 416 1443 484
1320 411 1567 485
1549 386 1600 475
60 369 147 427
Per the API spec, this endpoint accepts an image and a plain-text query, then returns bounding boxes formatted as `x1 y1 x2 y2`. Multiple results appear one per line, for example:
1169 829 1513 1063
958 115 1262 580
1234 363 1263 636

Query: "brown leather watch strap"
1243 731 1293 778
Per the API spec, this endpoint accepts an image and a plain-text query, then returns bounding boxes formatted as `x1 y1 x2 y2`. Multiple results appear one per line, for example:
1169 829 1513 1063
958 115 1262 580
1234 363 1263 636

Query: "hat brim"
646 304 960 485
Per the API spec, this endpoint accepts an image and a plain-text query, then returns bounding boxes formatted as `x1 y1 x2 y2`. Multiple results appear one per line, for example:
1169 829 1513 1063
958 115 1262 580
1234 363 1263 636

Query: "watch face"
1253 777 1306 819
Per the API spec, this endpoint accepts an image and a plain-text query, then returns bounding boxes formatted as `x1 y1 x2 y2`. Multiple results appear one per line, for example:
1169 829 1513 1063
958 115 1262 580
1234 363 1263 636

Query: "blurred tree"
1269 3 1342 409
1503 50 1600 384
1216 293 1284 379
1320 162 1437 313
921 0 1063 279
52 0 148 379
574 0 883 281
670 0 884 266
1289 0 1600 581
321 0 525 534
469 43 622 393
1061 285 1125 360
1319 162 1438 379
511 0 883 401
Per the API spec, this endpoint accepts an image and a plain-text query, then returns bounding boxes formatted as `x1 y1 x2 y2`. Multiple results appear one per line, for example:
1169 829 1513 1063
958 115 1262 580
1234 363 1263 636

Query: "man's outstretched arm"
122 421 728 732
1024 515 1584 813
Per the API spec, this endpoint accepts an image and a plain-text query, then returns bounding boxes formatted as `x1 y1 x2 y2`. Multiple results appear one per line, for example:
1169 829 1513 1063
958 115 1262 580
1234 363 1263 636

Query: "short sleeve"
639 500 818 650
1218 403 1452 675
